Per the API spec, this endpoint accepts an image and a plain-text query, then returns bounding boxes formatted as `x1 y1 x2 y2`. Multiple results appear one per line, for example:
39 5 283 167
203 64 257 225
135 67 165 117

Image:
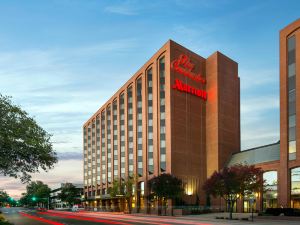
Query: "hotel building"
83 40 240 212
83 18 300 212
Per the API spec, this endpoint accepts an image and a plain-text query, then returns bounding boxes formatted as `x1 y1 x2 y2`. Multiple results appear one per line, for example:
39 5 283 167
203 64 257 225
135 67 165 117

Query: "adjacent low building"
50 183 83 209
227 18 300 212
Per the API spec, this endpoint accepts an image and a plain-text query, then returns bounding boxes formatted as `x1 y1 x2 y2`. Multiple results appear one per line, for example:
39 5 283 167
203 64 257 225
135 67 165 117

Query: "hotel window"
120 93 126 178
127 86 134 177
147 68 154 174
263 171 278 210
159 57 166 171
107 105 112 183
96 116 101 185
288 36 296 160
101 111 106 184
137 78 143 177
87 125 92 185
83 127 88 185
291 167 300 209
113 101 118 178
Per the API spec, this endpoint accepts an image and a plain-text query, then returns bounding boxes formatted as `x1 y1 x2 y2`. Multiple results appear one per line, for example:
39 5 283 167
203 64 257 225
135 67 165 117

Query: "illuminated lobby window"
113 100 118 178
263 171 278 210
291 167 300 209
147 68 154 174
136 77 143 177
288 36 296 160
101 111 106 184
120 93 126 179
106 105 112 183
159 57 166 171
127 86 134 177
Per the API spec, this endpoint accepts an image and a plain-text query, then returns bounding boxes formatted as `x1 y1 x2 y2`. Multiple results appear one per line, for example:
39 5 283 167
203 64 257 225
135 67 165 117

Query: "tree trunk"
128 197 132 214
158 197 162 216
228 200 233 220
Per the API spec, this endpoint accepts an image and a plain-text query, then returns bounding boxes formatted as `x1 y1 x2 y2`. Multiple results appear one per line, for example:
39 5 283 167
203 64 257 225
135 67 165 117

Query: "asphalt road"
1 207 145 225
3 207 300 225
2 207 214 225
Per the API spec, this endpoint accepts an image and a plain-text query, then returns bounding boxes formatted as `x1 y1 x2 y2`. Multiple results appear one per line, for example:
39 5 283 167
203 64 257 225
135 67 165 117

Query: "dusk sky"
0 0 299 199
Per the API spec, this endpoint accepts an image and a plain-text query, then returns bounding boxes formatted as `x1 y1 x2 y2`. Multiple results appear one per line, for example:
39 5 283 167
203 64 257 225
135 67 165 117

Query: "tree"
58 183 81 207
123 176 135 214
22 181 51 207
148 174 184 215
108 176 136 213
0 190 9 207
0 94 57 183
203 164 263 219
109 179 121 198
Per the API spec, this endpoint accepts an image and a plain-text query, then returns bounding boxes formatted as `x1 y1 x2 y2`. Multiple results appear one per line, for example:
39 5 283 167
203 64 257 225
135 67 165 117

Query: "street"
2 207 300 225
1 207 213 225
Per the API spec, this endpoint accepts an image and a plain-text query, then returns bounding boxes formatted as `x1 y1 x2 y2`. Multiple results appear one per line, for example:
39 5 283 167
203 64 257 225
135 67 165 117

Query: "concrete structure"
83 40 240 212
50 183 83 209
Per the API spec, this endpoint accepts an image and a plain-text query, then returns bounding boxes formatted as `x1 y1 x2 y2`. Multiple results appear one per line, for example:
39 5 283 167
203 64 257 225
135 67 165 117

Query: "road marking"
19 212 64 225
38 211 133 225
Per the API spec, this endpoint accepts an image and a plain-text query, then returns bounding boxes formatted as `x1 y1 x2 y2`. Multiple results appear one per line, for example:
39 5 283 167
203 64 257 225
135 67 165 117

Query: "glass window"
288 50 296 64
289 126 296 141
288 76 296 91
288 36 296 51
291 167 300 209
289 141 296 154
289 102 296 115
289 90 296 102
288 63 296 77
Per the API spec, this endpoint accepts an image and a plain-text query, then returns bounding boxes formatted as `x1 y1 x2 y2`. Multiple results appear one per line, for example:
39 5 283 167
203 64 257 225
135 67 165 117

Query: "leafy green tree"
0 190 9 207
109 179 121 198
0 94 57 183
124 176 135 213
22 181 51 206
57 183 81 207
203 164 263 219
108 176 136 213
148 174 184 215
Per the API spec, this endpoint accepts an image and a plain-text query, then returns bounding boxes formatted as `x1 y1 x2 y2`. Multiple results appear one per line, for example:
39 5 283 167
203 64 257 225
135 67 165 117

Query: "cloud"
241 95 279 116
240 94 279 149
57 152 82 160
239 68 278 90
0 159 83 199
104 1 139 15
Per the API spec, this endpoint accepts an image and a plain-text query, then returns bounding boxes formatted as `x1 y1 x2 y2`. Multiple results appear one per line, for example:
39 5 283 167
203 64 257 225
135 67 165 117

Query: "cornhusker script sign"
171 54 207 101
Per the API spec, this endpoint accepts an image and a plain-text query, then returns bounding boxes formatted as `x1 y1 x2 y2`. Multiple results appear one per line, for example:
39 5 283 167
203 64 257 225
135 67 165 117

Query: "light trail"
19 212 64 225
44 210 212 225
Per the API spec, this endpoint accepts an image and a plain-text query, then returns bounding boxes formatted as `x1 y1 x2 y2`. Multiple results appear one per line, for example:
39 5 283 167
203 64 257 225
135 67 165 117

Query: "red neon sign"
171 54 206 84
172 79 207 101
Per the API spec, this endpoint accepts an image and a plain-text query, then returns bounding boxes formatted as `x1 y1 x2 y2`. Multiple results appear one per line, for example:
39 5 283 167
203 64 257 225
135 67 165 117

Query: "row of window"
263 168 300 209
159 57 166 171
288 36 296 159
84 56 166 186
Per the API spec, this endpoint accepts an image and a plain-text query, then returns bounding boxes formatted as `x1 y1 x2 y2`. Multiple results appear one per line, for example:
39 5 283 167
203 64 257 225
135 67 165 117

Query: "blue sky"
0 0 299 198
